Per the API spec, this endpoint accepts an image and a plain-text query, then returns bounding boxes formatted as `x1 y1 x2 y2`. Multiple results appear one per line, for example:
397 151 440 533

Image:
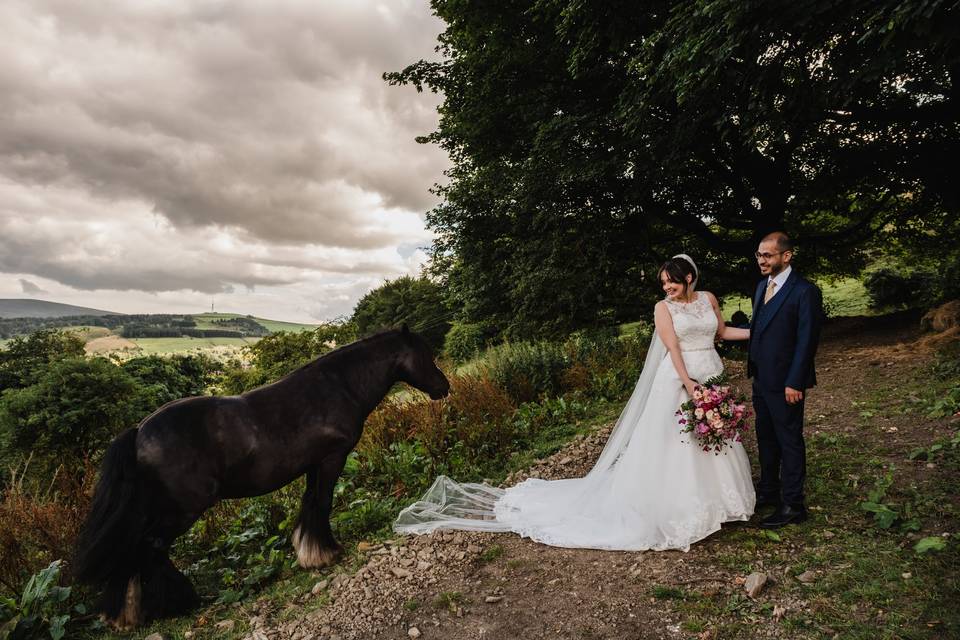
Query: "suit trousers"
752 381 806 506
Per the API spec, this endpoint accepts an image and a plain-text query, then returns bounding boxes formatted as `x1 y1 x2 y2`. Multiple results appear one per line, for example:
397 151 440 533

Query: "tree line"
0 314 271 340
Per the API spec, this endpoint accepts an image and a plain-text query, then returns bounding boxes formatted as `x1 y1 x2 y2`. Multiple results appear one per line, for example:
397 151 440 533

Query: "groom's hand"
785 387 804 404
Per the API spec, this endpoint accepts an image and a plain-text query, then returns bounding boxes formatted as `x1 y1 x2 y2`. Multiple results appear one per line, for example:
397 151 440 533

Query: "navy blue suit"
747 270 824 507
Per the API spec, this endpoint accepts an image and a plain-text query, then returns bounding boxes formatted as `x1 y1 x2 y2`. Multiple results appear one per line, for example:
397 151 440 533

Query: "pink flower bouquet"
676 376 752 454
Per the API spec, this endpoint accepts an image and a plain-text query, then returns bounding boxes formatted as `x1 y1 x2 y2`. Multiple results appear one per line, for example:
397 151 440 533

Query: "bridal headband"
672 253 698 278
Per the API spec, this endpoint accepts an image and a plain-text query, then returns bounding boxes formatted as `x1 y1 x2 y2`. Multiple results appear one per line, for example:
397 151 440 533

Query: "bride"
394 254 755 551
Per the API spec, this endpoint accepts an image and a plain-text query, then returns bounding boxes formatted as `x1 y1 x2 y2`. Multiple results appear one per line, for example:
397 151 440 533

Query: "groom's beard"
762 262 785 277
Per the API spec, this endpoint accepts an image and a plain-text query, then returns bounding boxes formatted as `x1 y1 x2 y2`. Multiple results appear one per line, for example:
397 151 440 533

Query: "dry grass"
0 457 94 593
359 373 517 460
83 334 139 354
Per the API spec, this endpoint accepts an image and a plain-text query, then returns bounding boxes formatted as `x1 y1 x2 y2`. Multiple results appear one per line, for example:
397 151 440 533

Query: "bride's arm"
705 292 749 341
654 301 698 397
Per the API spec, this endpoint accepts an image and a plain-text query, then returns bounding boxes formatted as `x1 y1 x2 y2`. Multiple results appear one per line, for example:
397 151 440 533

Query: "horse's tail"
73 427 144 588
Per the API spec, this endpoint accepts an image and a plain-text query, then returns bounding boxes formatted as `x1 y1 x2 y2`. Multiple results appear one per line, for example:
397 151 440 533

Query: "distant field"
191 312 317 333
85 334 139 354
130 336 259 355
80 334 259 357
64 325 113 341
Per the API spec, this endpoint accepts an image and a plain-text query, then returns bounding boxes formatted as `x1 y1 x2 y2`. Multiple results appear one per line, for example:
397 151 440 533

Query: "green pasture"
191 312 317 333
129 336 259 355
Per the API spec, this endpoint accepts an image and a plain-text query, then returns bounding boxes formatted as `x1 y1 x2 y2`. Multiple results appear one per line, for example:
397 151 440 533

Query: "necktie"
764 280 777 304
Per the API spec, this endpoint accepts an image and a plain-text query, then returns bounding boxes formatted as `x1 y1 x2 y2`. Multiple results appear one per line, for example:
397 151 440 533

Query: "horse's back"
135 395 255 510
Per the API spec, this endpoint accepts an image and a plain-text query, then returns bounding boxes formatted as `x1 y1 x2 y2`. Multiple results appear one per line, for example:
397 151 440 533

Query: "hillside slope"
0 298 122 319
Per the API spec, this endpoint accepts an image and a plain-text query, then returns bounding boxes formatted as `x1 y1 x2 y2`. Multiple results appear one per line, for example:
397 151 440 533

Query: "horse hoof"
104 618 135 633
296 543 342 569
293 526 344 569
101 575 144 630
100 611 140 632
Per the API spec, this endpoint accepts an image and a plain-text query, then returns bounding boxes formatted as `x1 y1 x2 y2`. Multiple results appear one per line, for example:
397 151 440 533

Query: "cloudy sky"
0 0 449 323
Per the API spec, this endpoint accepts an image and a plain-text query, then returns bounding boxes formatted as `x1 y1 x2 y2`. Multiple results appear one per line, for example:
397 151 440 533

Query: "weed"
432 591 464 612
480 544 504 562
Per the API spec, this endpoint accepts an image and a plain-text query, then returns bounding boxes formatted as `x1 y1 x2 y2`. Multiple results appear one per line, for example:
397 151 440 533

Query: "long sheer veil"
392 332 669 533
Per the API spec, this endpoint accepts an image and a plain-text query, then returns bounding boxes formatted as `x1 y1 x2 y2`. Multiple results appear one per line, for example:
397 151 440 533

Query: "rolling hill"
0 298 122 319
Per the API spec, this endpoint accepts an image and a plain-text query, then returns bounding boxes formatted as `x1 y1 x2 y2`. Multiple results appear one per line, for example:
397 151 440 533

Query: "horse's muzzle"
428 380 451 400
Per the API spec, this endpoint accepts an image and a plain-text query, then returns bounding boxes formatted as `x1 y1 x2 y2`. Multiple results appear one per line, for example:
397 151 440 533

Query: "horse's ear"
401 322 410 335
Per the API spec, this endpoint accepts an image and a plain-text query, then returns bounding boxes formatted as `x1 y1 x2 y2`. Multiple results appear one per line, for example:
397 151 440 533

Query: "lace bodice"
664 291 718 352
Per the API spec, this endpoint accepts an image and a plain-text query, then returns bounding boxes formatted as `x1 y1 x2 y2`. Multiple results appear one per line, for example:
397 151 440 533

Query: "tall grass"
0 458 93 594
485 341 568 403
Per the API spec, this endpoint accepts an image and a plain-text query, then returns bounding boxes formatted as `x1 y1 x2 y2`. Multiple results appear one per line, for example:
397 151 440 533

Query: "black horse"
73 325 449 628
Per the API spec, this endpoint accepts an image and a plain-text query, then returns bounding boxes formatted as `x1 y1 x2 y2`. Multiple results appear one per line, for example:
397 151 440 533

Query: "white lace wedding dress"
394 292 755 551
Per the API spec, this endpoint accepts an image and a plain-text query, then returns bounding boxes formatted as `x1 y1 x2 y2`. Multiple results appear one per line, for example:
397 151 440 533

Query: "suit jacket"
747 270 824 392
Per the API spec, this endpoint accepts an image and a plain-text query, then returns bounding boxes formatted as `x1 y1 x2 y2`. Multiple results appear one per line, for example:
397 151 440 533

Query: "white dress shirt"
766 265 792 301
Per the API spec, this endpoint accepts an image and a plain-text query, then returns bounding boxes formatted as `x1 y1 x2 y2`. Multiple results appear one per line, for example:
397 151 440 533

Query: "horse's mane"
312 328 403 366
270 327 404 383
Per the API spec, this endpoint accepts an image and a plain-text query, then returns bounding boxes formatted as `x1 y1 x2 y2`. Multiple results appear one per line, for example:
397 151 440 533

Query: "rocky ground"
219 311 956 640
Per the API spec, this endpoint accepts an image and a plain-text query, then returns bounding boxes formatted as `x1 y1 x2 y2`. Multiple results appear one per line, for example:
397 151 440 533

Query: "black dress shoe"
760 504 808 529
755 495 781 510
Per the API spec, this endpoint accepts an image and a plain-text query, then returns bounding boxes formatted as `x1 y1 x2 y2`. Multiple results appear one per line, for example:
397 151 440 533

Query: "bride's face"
661 272 691 300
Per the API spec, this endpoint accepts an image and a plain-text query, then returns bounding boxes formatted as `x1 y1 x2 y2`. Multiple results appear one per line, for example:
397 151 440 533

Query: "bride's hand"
684 379 699 398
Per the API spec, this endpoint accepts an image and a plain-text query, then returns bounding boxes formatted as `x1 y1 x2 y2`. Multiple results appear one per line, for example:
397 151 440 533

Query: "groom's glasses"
755 251 787 260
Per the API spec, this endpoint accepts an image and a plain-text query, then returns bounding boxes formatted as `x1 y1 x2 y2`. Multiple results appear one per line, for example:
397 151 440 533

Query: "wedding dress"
394 291 755 551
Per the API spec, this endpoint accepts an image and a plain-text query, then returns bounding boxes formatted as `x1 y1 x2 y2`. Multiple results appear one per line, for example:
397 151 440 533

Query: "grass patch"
480 544 504 562
650 585 691 600
432 591 465 612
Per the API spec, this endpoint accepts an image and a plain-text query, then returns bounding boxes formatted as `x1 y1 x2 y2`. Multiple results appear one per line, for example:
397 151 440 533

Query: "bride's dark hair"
658 257 698 296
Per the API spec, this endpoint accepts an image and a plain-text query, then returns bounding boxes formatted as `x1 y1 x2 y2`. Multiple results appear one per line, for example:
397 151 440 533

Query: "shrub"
442 374 517 455
485 341 568 403
0 330 85 393
863 264 934 309
359 373 516 481
122 354 216 409
0 358 143 471
443 322 488 363
0 459 92 594
560 331 649 400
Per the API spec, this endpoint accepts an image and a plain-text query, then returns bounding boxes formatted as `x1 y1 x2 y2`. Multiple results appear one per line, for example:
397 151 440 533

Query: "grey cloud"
19 278 48 295
0 221 293 294
0 0 447 249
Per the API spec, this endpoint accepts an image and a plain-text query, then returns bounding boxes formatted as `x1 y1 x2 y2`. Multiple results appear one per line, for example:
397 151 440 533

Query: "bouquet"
676 375 752 454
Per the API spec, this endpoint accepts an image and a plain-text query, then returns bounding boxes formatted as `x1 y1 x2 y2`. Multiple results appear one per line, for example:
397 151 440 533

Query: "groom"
747 232 824 528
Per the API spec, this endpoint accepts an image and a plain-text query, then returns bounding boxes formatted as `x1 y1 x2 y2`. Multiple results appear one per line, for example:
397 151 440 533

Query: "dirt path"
246 312 955 640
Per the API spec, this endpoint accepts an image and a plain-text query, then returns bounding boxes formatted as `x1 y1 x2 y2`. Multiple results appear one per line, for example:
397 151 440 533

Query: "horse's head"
395 324 450 400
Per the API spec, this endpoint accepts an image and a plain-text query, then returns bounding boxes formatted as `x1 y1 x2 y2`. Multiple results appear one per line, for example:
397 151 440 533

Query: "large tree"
387 0 959 337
